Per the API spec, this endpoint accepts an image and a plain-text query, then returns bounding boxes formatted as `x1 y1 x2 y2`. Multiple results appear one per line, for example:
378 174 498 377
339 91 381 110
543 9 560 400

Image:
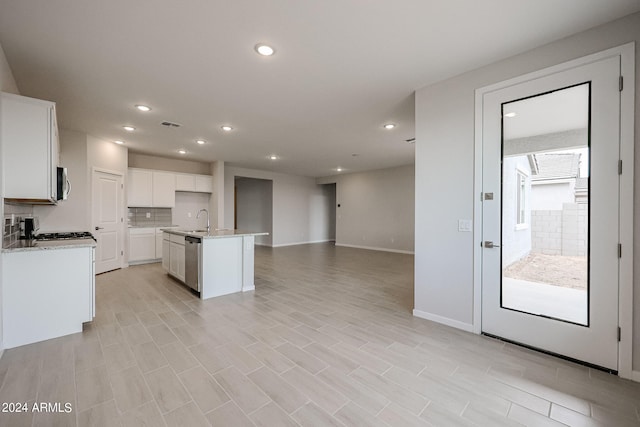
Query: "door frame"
473 43 635 379
91 167 126 272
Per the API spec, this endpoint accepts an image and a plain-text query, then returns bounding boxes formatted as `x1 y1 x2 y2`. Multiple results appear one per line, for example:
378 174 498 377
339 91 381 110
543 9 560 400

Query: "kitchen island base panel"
201 237 242 299
241 235 255 292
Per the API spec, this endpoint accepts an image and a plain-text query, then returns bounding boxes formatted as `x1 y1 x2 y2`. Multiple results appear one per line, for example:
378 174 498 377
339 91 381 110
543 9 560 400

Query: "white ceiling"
1 1 638 177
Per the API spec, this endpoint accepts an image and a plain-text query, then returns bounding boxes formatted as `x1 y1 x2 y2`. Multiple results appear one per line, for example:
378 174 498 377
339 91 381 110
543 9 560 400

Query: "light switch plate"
458 219 472 232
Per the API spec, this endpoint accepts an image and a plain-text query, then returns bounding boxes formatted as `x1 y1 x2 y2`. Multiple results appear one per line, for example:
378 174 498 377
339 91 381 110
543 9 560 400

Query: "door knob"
95 226 104 231
483 241 500 248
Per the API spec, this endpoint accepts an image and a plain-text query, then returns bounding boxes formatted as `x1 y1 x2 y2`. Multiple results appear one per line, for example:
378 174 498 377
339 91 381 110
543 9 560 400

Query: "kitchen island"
161 229 267 299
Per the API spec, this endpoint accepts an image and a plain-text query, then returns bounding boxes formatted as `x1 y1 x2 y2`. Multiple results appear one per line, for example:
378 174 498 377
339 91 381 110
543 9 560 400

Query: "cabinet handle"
95 226 104 231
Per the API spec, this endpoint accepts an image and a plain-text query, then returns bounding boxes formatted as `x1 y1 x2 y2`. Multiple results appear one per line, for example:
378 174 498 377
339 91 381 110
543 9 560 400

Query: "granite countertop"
2 239 97 253
128 224 179 228
161 228 269 239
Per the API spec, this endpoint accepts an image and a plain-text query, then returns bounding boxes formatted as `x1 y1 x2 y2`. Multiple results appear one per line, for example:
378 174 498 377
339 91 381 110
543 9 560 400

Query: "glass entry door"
481 56 621 371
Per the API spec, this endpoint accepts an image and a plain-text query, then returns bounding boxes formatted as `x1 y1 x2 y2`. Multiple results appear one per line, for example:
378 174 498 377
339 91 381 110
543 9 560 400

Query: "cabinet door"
129 229 156 261
177 243 185 281
162 239 170 271
155 230 163 258
169 242 179 275
152 171 176 207
1 93 56 201
128 169 153 207
175 174 196 191
195 175 213 193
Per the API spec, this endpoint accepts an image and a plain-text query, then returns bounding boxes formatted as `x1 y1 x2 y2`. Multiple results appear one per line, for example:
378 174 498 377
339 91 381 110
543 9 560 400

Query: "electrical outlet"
187 212 191 218
145 212 151 219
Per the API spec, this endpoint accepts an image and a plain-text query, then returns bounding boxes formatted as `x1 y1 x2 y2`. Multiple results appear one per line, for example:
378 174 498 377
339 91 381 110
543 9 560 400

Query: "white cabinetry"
129 227 156 262
195 174 213 193
129 227 167 264
152 171 176 207
162 235 170 271
163 233 185 282
175 174 196 191
127 168 176 207
1 92 59 203
1 246 95 349
175 173 212 193
127 169 153 207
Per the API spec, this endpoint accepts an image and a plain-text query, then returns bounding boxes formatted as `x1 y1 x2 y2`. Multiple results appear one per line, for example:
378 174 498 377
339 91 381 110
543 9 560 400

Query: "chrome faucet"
196 209 210 233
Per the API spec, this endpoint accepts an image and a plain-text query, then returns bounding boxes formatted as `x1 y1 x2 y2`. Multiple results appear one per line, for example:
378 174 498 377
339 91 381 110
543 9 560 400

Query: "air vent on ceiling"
406 138 415 144
161 121 181 128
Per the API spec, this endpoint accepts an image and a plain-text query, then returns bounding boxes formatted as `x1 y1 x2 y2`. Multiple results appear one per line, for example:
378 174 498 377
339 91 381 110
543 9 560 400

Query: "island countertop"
160 228 268 239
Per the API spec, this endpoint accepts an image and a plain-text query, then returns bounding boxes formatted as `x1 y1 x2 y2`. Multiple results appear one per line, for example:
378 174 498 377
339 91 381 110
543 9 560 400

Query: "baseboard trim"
336 243 414 255
413 309 475 333
632 370 640 383
242 285 255 292
0 348 4 361
271 240 333 248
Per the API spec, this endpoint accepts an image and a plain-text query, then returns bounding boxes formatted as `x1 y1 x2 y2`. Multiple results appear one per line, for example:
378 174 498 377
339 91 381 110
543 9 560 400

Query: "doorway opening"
234 177 273 246
322 183 337 243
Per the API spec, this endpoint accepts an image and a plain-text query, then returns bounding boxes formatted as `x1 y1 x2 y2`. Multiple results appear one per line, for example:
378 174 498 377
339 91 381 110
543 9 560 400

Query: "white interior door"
93 170 123 274
481 56 621 371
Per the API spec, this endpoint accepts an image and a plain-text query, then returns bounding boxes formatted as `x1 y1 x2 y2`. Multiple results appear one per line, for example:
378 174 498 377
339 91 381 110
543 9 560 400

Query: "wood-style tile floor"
1 243 639 426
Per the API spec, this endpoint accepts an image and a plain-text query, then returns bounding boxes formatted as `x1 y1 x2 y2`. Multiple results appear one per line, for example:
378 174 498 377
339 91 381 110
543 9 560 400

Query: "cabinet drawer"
170 234 185 244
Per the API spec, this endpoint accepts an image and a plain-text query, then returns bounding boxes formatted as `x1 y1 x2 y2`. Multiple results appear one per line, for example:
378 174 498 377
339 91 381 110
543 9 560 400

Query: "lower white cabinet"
1 246 95 349
164 233 185 282
129 227 167 264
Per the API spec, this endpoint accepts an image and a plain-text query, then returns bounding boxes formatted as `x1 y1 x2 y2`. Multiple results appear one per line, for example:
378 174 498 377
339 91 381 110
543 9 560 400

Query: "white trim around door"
473 42 635 380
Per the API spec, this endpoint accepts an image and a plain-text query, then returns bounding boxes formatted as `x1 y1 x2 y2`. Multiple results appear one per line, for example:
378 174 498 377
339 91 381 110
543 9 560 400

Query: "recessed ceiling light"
504 112 517 118
269 154 278 160
255 44 275 56
135 105 151 112
196 140 206 145
336 167 343 172
221 126 233 132
178 149 186 154
123 126 135 132
114 140 124 145
383 124 396 130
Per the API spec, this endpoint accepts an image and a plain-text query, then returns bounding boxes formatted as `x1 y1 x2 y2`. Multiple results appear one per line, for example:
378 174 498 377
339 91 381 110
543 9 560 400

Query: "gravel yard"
503 253 587 289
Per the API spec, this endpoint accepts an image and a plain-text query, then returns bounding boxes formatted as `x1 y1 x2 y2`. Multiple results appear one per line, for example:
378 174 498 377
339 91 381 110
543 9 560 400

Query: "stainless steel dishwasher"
184 236 201 292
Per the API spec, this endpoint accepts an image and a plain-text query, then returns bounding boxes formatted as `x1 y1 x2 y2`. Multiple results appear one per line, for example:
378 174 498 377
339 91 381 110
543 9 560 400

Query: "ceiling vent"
161 121 181 128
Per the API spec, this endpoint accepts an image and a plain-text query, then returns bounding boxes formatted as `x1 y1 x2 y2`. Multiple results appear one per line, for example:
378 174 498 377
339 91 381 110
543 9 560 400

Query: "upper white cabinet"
152 171 176 207
127 168 176 207
175 173 212 193
127 169 153 206
1 92 59 203
195 175 213 193
175 173 196 191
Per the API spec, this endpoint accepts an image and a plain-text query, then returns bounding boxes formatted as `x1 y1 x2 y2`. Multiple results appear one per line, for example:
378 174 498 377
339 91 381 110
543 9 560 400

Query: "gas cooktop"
34 231 96 241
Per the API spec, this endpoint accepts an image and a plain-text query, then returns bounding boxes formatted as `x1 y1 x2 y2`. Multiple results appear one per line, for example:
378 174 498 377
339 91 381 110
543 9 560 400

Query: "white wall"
0 43 18 95
34 129 89 232
531 182 575 210
128 152 210 175
0 41 19 353
235 177 273 246
414 12 640 368
224 166 331 247
502 156 532 266
173 192 211 229
211 161 225 229
318 164 415 253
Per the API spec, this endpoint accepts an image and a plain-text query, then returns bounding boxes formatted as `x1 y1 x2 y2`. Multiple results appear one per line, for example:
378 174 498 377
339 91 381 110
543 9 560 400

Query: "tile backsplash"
3 202 33 247
128 207 172 227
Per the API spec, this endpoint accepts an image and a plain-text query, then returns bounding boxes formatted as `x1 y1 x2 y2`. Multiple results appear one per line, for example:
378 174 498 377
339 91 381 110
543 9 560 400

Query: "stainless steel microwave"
57 167 70 201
